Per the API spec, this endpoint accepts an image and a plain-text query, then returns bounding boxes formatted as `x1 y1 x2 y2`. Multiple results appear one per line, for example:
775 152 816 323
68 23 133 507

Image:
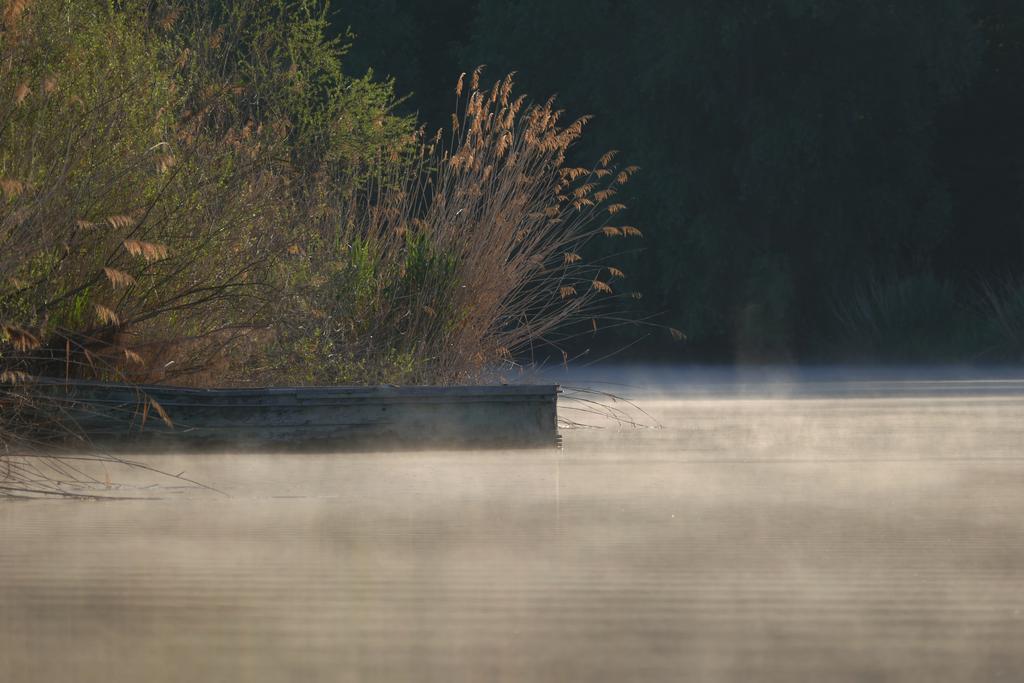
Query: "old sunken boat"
27 379 560 451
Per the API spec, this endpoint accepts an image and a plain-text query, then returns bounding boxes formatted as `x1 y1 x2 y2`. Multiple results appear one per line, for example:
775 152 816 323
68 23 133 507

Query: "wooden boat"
26 379 560 451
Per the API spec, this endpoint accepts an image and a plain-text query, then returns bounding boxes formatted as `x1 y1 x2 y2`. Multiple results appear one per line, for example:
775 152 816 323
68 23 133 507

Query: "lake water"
3 367 1024 681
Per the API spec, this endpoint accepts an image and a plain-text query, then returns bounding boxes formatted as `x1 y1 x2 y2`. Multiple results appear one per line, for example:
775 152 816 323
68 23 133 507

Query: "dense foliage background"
340 0 1024 362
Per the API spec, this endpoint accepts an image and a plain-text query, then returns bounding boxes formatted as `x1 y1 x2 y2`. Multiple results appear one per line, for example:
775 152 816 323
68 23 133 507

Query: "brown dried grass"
287 69 643 384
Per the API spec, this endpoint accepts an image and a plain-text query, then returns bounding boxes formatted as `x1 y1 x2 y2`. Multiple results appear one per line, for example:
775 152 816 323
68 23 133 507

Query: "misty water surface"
2 367 1024 681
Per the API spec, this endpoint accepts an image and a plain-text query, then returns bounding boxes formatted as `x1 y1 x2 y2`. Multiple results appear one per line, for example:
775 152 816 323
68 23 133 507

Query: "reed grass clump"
979 276 1024 359
832 273 962 361
830 272 1024 362
277 68 642 384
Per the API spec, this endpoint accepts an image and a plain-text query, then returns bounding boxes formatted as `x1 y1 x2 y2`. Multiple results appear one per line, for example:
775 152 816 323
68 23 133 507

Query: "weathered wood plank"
24 379 560 451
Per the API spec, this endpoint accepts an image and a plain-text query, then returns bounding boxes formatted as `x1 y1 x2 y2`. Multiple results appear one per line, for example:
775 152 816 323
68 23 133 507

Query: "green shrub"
0 0 411 386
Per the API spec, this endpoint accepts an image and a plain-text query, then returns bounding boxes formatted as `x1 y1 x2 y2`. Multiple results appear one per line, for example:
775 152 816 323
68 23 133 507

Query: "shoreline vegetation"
1 0 641 494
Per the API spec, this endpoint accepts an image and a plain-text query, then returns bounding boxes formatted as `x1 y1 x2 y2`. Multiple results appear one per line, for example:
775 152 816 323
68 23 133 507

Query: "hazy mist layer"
3 368 1024 682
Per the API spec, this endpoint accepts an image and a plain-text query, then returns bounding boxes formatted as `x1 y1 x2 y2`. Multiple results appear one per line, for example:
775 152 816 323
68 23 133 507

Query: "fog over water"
3 366 1024 681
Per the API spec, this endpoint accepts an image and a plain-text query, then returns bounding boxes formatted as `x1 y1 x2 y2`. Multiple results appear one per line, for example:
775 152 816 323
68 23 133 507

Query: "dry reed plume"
285 67 642 384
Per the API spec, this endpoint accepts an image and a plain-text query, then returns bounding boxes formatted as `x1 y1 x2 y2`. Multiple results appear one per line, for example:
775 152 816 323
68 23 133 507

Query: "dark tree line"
337 0 1024 362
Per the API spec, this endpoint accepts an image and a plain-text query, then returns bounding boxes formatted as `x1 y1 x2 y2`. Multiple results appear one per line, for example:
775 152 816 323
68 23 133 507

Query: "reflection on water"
3 370 1024 681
